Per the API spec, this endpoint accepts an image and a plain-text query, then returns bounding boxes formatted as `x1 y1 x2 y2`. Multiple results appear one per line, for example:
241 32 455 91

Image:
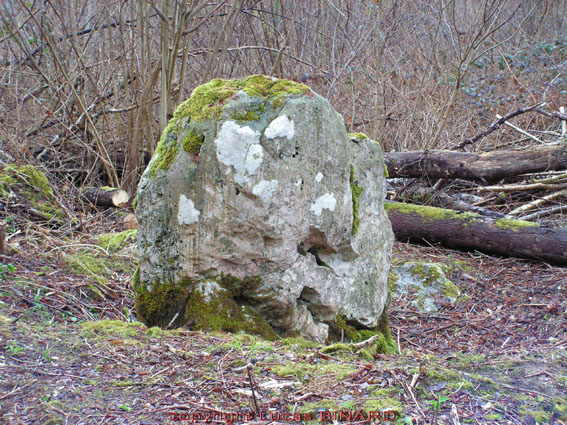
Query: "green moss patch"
0 164 66 224
175 75 309 123
97 229 137 253
349 165 363 235
147 120 180 178
184 278 278 340
182 129 205 155
272 361 355 380
145 75 309 177
494 217 539 231
135 274 278 340
64 247 135 284
134 279 191 328
81 320 146 338
332 313 397 356
348 132 369 141
385 202 478 224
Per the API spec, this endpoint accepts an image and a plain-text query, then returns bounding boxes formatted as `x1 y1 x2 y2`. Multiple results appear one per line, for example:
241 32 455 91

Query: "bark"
82 188 130 207
385 145 567 181
385 201 567 265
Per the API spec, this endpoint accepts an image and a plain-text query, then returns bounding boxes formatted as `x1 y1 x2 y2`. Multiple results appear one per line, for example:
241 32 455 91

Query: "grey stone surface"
390 262 461 313
135 76 393 341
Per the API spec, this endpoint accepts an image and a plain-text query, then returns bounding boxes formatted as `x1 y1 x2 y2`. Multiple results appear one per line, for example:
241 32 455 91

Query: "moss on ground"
281 337 320 350
81 320 145 338
96 229 137 253
272 362 355 380
363 397 403 415
64 248 134 284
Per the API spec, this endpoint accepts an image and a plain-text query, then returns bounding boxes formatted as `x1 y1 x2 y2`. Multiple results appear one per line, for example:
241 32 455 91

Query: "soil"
1 229 566 425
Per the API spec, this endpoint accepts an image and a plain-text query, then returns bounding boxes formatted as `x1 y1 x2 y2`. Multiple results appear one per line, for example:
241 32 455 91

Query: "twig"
0 383 29 400
0 222 6 255
495 114 543 144
247 365 260 417
521 205 567 221
351 334 380 349
561 106 566 142
509 188 567 216
455 102 546 149
476 182 567 193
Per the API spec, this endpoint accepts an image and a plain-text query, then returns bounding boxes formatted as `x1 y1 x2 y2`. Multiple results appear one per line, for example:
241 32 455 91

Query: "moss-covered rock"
389 261 461 313
0 164 66 224
330 313 398 355
145 75 310 178
136 75 393 342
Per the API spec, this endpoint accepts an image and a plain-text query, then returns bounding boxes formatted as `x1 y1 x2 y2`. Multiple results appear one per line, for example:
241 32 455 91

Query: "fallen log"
385 145 567 182
385 201 567 265
82 187 130 207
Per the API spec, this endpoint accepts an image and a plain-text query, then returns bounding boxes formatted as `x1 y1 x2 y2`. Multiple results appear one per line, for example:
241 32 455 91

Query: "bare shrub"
0 0 565 205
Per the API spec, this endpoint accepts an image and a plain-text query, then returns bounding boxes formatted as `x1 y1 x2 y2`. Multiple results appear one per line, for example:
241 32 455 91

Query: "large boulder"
134 75 394 343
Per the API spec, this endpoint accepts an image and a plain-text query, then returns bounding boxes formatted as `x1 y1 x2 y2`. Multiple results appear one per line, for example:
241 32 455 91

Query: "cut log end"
83 188 130 208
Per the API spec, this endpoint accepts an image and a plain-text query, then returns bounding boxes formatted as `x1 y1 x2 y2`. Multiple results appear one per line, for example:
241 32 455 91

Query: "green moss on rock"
349 164 363 235
231 109 260 122
182 129 205 155
185 287 278 340
175 75 309 123
147 120 180 178
135 273 278 340
0 164 66 223
134 279 192 328
146 75 309 178
333 313 397 356
348 132 369 141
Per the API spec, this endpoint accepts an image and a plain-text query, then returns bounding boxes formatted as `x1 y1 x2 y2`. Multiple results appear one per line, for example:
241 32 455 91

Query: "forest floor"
0 221 566 425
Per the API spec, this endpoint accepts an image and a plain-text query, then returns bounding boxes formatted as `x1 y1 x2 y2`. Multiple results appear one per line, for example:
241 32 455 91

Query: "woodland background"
2 0 566 198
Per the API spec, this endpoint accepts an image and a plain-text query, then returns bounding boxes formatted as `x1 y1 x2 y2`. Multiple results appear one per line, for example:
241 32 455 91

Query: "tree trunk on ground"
82 188 130 207
385 145 567 181
385 201 567 265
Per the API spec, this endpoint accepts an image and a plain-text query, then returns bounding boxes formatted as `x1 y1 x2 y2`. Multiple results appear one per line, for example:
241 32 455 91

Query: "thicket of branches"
1 0 566 198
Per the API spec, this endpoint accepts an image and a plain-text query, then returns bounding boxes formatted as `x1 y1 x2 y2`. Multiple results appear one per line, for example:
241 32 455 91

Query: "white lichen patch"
310 193 336 216
196 279 226 302
264 115 295 140
294 178 303 187
252 180 279 204
315 172 324 183
177 194 200 225
243 144 264 179
215 120 263 184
